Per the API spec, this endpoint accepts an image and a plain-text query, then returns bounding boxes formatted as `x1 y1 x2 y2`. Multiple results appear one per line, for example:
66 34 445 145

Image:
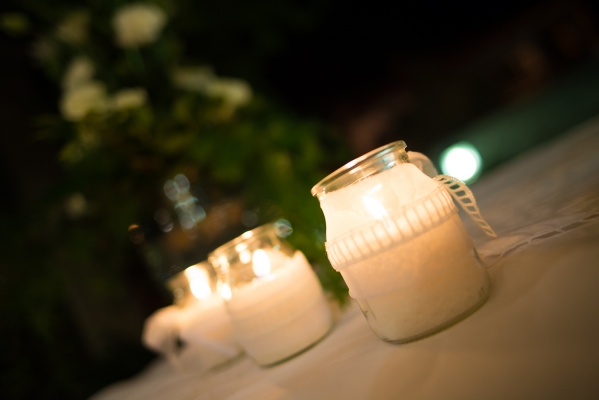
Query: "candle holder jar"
148 262 242 370
166 261 218 308
208 223 332 366
311 141 490 344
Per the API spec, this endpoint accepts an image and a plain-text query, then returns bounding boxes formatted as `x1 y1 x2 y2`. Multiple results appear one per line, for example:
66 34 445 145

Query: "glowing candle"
311 141 490 343
143 261 242 369
209 224 332 366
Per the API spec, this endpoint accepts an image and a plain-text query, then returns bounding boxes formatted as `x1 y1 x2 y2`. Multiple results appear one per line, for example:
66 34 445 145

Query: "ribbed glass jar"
208 223 332 366
311 141 490 343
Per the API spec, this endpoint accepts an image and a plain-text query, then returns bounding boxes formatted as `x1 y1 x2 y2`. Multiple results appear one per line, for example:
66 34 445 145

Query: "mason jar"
144 261 242 370
311 141 490 343
208 223 332 366
166 261 219 308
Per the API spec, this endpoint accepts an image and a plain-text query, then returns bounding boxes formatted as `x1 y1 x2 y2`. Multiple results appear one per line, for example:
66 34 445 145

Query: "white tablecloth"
93 117 599 400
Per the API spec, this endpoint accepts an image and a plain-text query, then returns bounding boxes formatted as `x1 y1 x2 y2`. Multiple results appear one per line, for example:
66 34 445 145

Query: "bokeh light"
440 142 482 183
128 224 145 244
274 219 293 238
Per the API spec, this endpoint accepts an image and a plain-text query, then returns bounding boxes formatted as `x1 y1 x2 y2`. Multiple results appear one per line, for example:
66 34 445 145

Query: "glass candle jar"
154 262 242 369
311 141 490 344
166 261 218 308
208 223 332 366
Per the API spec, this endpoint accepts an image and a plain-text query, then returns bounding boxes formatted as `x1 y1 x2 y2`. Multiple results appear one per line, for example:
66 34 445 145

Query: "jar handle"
433 175 497 238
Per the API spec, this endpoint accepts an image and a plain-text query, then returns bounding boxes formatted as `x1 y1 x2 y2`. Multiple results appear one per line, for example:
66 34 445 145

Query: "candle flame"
185 266 213 299
239 250 251 264
189 279 212 299
184 265 205 280
217 255 229 274
252 249 271 278
362 195 389 220
218 282 232 300
235 243 247 252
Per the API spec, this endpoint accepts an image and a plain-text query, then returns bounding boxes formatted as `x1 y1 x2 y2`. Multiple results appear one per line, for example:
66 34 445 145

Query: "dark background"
2 0 599 398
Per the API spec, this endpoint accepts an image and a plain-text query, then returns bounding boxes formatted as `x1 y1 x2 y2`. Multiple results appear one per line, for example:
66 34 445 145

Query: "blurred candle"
209 224 332 366
311 141 490 343
142 261 241 370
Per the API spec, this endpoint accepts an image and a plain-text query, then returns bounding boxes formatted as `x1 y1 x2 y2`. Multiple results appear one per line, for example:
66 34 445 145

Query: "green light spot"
440 142 482 183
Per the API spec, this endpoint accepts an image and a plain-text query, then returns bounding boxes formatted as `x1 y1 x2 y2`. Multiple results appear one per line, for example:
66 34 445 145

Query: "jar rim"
210 223 276 258
311 140 408 199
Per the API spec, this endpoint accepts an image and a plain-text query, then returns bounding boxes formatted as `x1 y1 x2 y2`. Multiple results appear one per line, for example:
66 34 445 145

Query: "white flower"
172 66 215 92
207 78 252 108
56 11 89 44
111 88 147 110
62 56 95 91
112 3 166 48
171 66 253 117
60 81 108 121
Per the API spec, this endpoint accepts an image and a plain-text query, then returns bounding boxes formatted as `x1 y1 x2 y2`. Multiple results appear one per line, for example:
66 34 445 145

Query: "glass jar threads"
311 141 490 343
208 223 332 366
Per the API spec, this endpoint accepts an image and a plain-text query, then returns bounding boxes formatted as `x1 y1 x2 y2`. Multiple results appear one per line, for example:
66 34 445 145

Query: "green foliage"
2 0 348 397
29 0 350 293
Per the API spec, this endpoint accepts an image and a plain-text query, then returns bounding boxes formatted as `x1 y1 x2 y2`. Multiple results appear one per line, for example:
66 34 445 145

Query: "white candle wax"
321 163 489 342
144 266 241 370
225 250 332 366
176 293 242 369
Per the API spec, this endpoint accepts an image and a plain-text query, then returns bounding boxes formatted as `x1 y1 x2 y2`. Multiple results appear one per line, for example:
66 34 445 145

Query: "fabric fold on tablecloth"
142 299 242 374
461 116 599 265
